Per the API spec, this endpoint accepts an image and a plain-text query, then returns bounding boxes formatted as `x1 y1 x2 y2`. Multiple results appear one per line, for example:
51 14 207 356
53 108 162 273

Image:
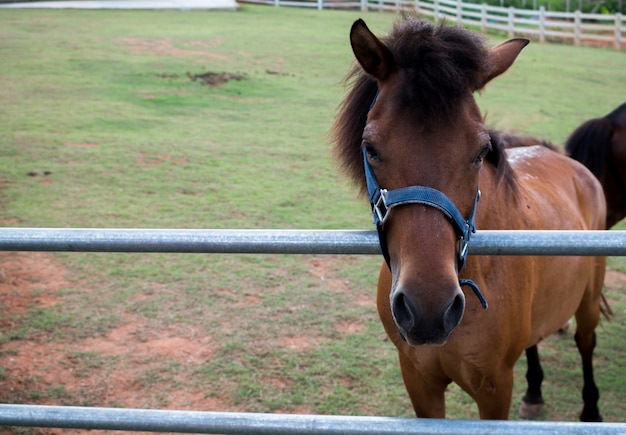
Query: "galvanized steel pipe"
1 228 626 255
1 404 624 434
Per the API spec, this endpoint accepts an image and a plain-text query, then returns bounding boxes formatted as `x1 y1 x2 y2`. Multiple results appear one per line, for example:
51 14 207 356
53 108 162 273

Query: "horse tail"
564 117 614 179
600 293 613 321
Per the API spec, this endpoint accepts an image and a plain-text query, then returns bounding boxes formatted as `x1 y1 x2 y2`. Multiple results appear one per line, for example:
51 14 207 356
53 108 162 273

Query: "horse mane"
330 17 494 196
564 102 626 179
607 101 626 124
488 129 557 151
484 130 522 193
565 117 614 179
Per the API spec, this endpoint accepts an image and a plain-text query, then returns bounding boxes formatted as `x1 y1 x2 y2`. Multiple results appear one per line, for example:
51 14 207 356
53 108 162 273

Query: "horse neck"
603 165 626 228
603 120 626 228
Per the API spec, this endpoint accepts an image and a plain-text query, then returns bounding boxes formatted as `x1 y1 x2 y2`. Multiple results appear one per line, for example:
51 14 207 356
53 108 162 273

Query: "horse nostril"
392 291 420 331
391 288 465 345
443 292 465 334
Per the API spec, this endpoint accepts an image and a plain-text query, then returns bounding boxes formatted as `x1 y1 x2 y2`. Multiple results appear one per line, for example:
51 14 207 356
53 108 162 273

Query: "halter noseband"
364 91 488 309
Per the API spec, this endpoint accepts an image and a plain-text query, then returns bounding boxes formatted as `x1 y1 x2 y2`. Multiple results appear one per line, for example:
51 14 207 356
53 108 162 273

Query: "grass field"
1 4 626 429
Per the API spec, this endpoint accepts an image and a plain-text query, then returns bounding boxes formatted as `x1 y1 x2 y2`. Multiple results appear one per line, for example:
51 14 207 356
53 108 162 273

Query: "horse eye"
474 142 491 165
363 142 381 163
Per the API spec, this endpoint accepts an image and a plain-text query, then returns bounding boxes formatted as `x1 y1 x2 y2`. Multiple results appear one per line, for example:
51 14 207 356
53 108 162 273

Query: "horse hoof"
518 401 544 420
580 410 602 422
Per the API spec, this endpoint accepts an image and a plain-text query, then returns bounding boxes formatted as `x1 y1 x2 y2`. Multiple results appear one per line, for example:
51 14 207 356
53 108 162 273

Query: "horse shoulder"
505 146 605 231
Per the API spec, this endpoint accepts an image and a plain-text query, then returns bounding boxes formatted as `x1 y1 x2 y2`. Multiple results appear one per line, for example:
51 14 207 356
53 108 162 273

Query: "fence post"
616 13 623 50
434 0 440 24
481 3 487 33
317 0 322 9
574 10 581 46
539 6 546 42
508 6 515 38
414 0 420 15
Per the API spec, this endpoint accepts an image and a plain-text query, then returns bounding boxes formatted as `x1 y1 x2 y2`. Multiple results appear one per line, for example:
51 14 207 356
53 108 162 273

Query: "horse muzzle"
391 283 466 346
363 147 488 312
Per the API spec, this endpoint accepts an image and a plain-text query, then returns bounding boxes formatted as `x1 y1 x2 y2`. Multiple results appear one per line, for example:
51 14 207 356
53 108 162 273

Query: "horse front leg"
470 367 514 420
575 331 602 422
397 352 447 418
518 345 545 419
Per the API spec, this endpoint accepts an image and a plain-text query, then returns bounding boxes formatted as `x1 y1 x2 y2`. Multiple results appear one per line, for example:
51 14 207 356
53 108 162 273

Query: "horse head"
348 18 528 345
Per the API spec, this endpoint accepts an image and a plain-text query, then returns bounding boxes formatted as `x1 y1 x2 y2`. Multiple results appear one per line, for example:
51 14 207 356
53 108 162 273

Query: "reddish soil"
117 37 228 61
0 251 230 434
1 251 624 434
0 251 370 434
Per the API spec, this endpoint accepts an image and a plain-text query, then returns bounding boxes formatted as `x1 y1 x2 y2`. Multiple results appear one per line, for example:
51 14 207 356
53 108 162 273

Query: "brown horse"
331 17 607 420
565 102 626 229
490 114 622 418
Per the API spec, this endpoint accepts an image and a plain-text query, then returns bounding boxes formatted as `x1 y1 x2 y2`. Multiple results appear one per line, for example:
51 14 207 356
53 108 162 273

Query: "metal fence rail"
2 228 626 433
1 404 624 434
1 228 626 255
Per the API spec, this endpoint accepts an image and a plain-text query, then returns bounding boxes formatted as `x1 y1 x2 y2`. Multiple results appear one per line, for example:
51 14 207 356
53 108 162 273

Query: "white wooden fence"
240 0 625 49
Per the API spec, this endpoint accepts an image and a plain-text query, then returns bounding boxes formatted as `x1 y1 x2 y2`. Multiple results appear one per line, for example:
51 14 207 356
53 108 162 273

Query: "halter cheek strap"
363 147 488 309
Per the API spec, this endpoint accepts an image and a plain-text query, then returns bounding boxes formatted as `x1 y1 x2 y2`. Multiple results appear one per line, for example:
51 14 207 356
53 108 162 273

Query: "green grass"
475 41 626 141
1 4 626 427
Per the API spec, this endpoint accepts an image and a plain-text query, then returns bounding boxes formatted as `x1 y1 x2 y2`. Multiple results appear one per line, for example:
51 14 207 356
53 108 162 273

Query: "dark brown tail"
600 292 613 321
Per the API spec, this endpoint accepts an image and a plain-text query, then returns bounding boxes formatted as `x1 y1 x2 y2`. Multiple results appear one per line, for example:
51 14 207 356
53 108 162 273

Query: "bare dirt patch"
155 71 246 87
118 37 228 60
604 268 626 288
276 335 318 352
187 71 246 87
0 251 230 434
136 153 188 167
0 252 63 325
308 258 375 308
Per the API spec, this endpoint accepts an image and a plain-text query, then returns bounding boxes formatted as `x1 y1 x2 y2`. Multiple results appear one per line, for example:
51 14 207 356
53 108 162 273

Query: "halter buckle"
373 189 390 225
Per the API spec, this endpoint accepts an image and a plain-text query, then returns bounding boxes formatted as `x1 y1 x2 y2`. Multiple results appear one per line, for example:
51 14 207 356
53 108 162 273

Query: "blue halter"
364 93 488 309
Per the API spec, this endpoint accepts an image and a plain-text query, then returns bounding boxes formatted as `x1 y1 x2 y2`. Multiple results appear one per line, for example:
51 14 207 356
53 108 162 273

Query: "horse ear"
480 38 529 89
350 19 394 80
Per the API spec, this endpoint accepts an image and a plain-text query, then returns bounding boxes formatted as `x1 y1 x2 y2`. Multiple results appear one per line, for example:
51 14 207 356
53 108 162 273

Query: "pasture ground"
1 250 625 432
1 4 626 432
